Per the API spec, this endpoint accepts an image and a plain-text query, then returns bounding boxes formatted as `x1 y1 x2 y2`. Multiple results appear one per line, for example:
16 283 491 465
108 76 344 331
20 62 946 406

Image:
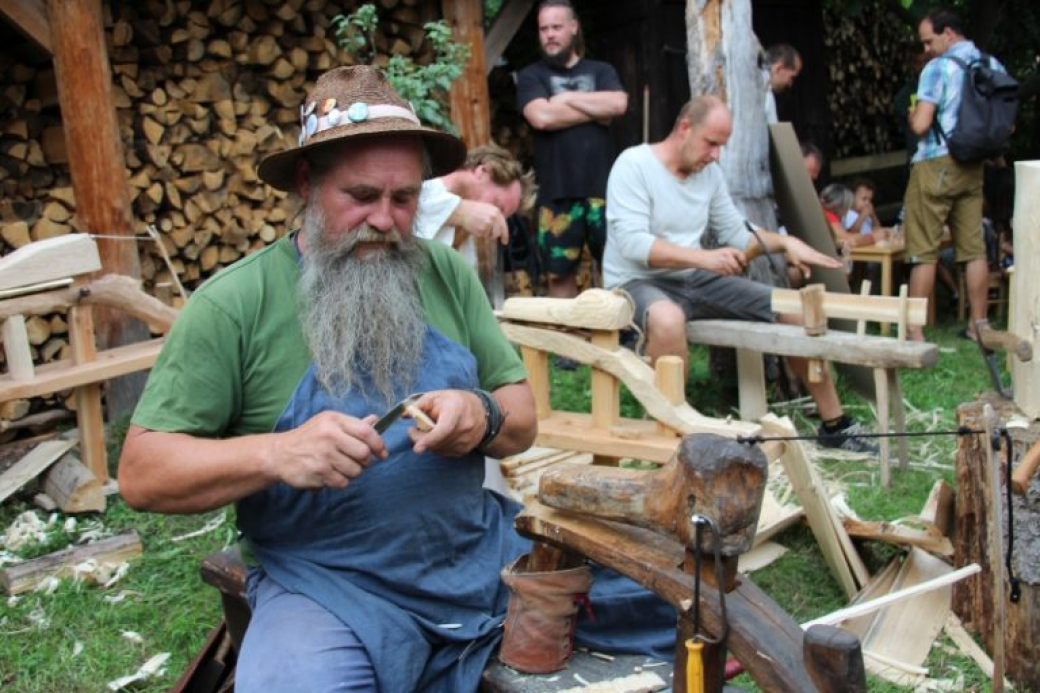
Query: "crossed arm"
523 90 628 130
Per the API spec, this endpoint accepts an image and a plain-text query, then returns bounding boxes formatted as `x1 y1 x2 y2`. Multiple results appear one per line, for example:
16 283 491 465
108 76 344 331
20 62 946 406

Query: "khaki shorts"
902 155 985 264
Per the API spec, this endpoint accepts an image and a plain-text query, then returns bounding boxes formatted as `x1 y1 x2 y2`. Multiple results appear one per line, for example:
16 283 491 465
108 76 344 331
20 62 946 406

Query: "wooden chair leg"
873 368 891 487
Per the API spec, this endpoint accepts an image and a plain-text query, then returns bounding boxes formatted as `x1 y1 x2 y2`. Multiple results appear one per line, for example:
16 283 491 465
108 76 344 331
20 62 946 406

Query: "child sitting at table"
843 178 891 240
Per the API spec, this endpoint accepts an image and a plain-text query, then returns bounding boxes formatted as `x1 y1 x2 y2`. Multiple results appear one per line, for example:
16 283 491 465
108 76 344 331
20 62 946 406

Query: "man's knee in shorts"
645 300 688 341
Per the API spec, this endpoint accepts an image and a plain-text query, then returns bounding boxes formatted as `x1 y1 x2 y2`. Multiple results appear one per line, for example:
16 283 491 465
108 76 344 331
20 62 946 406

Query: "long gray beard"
298 206 427 405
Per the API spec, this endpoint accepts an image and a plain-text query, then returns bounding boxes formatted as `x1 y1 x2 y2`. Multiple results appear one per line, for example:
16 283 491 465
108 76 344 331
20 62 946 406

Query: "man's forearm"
558 90 628 120
118 426 278 514
481 383 537 458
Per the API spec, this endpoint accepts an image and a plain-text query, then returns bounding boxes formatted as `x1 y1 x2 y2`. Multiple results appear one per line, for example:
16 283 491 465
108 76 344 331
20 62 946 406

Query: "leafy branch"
332 4 471 134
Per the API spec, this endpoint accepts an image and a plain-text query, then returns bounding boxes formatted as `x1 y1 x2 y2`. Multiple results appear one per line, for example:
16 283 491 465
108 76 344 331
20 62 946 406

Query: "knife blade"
374 392 426 433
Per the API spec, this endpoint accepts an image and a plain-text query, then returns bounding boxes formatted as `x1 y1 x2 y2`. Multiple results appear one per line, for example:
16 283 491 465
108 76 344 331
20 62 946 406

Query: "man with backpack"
902 7 1016 341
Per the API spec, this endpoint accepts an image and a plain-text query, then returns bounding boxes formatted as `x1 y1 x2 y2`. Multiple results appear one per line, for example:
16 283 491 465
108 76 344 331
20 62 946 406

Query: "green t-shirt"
132 234 526 437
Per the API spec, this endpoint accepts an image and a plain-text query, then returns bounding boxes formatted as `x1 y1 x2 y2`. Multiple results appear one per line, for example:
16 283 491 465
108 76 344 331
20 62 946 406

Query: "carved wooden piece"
0 437 76 505
0 234 101 292
501 323 759 438
803 625 867 693
2 315 35 380
499 289 635 331
539 434 767 555
0 274 178 333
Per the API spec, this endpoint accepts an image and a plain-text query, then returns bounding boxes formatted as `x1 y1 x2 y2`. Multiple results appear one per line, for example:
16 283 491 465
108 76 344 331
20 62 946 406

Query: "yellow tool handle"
685 638 705 693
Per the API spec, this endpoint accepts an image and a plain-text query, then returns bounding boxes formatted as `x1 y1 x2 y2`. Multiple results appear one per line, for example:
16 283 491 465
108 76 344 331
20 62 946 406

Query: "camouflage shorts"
536 197 606 278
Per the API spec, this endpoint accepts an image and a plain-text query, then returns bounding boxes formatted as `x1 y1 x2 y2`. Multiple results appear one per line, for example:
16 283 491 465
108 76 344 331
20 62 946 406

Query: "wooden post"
441 0 501 304
1011 161 1040 418
655 356 686 436
955 397 1040 691
47 0 150 418
68 304 107 481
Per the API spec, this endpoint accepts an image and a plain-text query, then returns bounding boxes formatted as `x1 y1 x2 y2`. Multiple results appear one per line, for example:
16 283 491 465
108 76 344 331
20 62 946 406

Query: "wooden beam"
484 0 535 72
0 0 50 52
772 288 928 327
48 0 150 416
499 289 635 330
0 337 164 401
1011 161 1040 418
685 321 938 370
0 437 76 506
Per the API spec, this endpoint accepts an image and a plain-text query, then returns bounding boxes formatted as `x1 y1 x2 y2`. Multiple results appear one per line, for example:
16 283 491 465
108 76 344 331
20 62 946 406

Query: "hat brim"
257 121 466 192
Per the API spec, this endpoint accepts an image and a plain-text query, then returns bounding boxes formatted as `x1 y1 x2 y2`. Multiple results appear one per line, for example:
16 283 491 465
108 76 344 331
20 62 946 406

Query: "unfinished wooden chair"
0 235 177 482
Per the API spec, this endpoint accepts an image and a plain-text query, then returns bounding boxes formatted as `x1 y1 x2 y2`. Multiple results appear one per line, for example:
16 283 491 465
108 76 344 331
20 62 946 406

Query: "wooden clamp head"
538 433 768 556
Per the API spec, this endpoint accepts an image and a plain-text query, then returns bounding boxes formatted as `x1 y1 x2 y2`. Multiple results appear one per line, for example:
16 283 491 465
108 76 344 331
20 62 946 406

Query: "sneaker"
553 355 580 371
816 421 879 454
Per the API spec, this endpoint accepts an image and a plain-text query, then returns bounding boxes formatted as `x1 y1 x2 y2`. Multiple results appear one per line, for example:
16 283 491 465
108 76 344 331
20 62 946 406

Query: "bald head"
674 95 728 132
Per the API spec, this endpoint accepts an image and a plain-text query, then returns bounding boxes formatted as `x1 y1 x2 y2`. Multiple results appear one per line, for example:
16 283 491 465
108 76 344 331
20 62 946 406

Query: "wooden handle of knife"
1012 438 1040 496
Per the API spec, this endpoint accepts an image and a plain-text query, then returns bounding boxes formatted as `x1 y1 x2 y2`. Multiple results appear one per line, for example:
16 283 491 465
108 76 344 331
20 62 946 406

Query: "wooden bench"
686 284 939 486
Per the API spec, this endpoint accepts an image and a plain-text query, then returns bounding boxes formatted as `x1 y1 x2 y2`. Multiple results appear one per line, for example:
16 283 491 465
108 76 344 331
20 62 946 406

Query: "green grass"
0 308 1008 691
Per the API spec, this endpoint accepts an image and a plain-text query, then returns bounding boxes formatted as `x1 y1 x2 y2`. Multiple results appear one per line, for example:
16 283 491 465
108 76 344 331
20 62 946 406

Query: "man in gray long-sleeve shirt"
603 94 877 453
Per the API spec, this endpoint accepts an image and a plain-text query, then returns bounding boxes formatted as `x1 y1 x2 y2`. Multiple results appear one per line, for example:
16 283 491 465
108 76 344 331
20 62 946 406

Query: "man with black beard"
516 0 627 306
119 66 674 692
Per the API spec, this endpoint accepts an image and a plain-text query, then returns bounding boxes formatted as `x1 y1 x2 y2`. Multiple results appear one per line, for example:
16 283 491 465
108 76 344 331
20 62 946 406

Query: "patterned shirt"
912 40 1006 163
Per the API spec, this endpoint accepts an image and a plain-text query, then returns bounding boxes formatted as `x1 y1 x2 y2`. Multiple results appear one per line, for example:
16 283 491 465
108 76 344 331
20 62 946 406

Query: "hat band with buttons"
298 99 420 146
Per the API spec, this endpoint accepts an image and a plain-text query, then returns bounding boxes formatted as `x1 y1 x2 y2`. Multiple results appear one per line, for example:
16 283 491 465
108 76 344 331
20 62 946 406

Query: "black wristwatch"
471 388 505 453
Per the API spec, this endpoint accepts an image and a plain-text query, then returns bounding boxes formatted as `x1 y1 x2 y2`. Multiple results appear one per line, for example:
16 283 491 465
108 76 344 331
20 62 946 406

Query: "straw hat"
257 65 466 192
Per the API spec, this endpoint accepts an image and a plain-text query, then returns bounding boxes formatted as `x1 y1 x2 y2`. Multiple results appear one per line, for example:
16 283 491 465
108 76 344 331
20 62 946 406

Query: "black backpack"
933 53 1019 162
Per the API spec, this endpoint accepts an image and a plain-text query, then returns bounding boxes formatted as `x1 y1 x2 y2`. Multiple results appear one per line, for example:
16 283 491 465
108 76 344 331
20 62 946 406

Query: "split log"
0 531 142 595
955 397 1040 690
41 452 105 513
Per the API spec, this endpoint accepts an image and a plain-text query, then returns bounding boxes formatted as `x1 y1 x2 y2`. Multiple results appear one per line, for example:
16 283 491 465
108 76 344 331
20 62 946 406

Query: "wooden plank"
0 531 142 595
754 490 804 545
854 549 959 669
842 518 953 557
735 347 768 420
772 289 928 327
761 415 863 598
738 541 788 573
830 150 909 177
685 321 938 370
0 438 76 505
769 122 873 400
1010 161 1040 418
0 235 100 292
0 337 164 401
0 0 51 52
499 290 635 330
536 412 680 464
1 315 35 380
483 0 535 72
501 323 759 438
919 479 955 537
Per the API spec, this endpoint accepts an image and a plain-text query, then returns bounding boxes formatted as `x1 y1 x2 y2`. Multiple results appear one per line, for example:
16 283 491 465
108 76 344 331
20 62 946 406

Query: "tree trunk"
685 0 779 288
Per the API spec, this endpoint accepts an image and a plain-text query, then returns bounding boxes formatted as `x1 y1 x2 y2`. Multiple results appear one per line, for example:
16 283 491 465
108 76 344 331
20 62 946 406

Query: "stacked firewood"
0 0 447 434
822 0 915 159
0 0 447 288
